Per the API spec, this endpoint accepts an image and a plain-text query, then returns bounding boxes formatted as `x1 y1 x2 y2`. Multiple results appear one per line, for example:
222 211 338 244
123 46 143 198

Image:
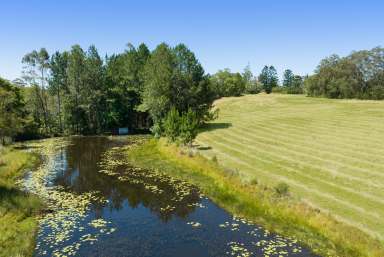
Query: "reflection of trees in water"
54 136 200 222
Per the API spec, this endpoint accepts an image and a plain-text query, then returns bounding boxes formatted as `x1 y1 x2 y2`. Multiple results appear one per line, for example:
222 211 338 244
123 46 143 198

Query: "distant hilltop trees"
305 47 384 99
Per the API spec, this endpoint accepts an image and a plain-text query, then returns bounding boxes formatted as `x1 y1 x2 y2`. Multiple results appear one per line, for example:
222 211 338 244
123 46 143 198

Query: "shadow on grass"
12 145 39 150
200 122 232 132
196 146 212 151
0 186 27 204
0 185 41 213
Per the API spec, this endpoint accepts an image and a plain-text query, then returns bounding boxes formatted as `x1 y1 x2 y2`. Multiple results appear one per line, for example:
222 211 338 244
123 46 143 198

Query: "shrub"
211 155 218 164
163 107 181 142
250 178 258 185
275 182 289 196
179 108 198 147
151 122 163 139
245 81 262 94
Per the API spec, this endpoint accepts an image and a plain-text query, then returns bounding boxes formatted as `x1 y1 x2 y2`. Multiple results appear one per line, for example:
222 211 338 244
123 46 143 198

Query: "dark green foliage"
259 66 278 94
162 107 199 146
283 69 294 87
366 71 384 100
282 69 304 94
179 108 199 146
142 43 215 132
17 42 214 139
163 107 181 143
305 47 384 99
141 43 177 124
0 78 27 144
250 178 258 185
305 59 364 99
210 69 246 97
49 51 69 133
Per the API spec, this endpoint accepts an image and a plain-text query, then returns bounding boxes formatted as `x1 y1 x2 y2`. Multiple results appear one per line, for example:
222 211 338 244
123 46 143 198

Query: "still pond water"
25 136 318 257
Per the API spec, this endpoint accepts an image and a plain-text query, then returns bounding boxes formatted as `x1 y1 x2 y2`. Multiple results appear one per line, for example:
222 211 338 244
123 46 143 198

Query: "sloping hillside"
197 93 384 241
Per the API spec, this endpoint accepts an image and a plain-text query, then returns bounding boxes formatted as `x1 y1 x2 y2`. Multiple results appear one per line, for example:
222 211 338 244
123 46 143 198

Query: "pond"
24 136 318 257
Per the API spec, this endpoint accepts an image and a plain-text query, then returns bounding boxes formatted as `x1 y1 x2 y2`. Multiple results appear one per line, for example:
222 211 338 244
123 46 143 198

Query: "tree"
349 47 384 81
242 65 260 94
305 47 384 100
179 108 199 146
315 54 341 73
283 69 294 87
163 107 180 143
141 43 174 125
22 48 51 133
104 43 150 130
242 64 253 86
84 45 105 134
142 43 214 132
289 75 304 94
15 42 215 138
366 70 384 99
259 66 278 93
0 78 27 144
162 107 198 146
49 51 69 133
282 69 304 94
210 69 245 97
305 58 364 98
66 45 87 133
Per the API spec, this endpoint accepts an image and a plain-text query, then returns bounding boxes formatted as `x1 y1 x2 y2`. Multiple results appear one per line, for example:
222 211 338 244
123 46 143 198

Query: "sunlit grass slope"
0 146 42 257
196 93 384 241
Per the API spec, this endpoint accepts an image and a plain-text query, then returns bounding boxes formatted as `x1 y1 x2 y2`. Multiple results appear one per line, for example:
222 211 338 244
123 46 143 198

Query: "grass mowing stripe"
224 100 384 139
209 125 384 183
230 113 384 152
224 121 384 170
198 133 384 216
199 127 384 191
196 138 384 240
221 95 384 135
200 128 384 200
224 118 384 161
232 111 384 137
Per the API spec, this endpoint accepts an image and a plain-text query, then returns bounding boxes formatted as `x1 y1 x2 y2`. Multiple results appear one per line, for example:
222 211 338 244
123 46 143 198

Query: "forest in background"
1 44 384 145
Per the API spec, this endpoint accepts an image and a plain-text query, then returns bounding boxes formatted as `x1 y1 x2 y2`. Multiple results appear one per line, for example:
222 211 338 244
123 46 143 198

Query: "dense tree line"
1 43 221 145
209 65 304 96
6 44 382 145
305 47 384 99
282 69 304 94
0 78 29 144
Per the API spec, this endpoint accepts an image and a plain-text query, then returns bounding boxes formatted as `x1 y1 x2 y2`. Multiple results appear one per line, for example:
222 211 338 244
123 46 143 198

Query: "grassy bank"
0 146 42 257
126 138 384 257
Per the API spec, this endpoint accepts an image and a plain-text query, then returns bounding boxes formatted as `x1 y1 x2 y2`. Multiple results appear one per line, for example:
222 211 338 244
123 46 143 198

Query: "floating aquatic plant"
97 143 202 218
20 138 117 257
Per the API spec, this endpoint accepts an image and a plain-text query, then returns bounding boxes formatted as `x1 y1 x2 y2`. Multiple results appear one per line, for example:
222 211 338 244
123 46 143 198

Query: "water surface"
27 136 318 257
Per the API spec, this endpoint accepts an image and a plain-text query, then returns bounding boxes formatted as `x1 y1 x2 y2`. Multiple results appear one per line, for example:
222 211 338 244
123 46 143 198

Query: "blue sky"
1 0 383 80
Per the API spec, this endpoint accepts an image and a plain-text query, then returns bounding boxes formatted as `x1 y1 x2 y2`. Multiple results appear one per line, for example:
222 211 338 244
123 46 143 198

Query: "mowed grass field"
196 93 384 241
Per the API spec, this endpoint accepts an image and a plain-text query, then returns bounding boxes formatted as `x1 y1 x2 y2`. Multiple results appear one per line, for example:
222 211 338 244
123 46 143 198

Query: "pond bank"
22 136 318 257
126 138 384 257
0 145 42 256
